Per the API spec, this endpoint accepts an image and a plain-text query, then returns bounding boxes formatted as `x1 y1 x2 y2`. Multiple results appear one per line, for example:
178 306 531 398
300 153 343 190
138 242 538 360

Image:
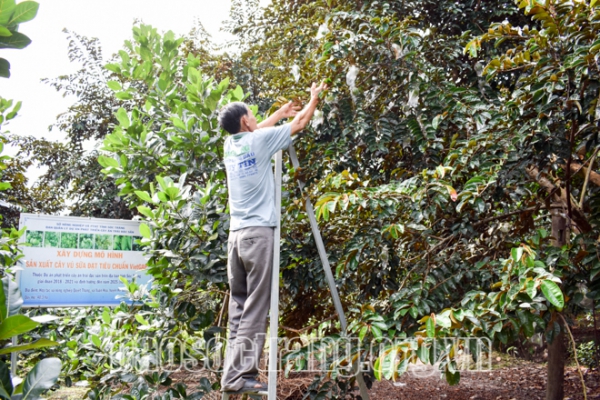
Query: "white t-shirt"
223 124 292 231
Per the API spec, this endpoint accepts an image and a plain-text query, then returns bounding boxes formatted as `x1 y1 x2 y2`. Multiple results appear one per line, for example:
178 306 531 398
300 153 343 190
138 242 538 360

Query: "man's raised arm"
257 101 300 129
290 82 328 135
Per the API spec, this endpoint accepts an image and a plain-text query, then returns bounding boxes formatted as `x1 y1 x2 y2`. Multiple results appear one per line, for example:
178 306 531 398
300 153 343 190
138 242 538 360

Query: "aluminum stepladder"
222 145 370 400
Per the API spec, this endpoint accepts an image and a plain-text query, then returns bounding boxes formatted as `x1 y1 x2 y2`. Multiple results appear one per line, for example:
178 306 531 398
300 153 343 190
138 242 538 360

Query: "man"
218 82 327 394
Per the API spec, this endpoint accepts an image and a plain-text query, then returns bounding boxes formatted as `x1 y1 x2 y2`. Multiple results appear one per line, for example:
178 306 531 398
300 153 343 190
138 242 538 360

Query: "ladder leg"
221 391 230 400
288 144 370 400
268 150 283 400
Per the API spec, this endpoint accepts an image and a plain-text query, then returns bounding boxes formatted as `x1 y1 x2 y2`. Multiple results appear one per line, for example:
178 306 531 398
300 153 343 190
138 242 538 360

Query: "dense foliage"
0 4 65 399
0 0 38 78
0 0 42 227
3 0 600 398
97 0 600 393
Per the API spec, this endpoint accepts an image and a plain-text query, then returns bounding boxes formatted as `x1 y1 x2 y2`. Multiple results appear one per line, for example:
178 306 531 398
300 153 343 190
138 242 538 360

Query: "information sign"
18 213 151 307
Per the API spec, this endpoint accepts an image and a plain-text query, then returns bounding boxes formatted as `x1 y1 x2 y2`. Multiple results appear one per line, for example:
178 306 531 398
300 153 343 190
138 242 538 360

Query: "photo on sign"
23 230 139 251
132 236 142 251
113 235 132 251
44 231 60 248
95 234 113 250
26 231 44 247
60 232 78 249
79 234 94 249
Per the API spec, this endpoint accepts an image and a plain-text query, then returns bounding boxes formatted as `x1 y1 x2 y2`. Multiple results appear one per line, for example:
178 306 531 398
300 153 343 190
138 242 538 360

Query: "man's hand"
279 101 301 119
290 81 329 135
310 81 328 101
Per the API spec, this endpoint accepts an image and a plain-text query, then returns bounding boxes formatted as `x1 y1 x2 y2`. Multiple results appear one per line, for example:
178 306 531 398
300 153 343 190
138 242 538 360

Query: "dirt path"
368 363 600 400
168 359 600 400
47 360 600 399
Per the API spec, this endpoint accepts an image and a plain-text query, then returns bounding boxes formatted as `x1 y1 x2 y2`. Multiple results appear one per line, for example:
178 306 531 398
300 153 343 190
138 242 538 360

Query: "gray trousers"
221 226 274 391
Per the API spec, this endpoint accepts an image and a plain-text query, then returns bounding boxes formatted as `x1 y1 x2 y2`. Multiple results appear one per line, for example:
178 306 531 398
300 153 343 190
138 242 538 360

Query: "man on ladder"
218 82 327 395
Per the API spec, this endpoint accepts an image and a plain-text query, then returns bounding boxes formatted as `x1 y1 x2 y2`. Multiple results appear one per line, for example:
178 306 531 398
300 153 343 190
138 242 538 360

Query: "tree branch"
579 149 599 208
525 166 592 233
473 206 540 227
570 160 600 187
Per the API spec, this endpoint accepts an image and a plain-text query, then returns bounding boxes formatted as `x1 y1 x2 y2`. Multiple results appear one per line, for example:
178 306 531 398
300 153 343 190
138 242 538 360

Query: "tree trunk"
546 203 568 400
546 330 566 400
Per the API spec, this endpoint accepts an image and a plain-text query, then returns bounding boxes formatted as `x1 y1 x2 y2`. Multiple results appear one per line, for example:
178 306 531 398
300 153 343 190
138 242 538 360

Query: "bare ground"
47 357 600 399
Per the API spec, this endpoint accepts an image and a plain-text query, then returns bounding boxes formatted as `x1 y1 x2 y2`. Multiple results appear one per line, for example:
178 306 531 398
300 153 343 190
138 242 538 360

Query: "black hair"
218 102 248 134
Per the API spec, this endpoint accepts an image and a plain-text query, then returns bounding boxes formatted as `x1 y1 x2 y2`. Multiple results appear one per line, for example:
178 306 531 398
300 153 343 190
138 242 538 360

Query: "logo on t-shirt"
224 147 258 180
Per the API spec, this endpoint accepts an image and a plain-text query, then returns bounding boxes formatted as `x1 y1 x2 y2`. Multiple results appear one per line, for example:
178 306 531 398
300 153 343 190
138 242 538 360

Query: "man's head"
218 102 258 134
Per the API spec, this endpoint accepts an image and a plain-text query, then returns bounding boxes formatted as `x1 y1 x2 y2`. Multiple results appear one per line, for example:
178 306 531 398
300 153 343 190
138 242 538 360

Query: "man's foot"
224 379 267 394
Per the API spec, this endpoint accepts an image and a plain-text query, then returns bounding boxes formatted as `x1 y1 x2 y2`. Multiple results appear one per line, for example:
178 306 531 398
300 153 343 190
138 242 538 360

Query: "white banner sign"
18 213 151 307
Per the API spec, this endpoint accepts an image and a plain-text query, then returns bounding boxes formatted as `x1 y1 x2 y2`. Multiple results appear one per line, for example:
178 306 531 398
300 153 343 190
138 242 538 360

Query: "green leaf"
526 280 537 299
8 1 38 25
453 309 465 321
445 368 460 385
135 314 149 326
105 63 120 73
91 334 101 348
107 80 121 91
396 358 408 376
435 311 452 329
417 342 429 364
115 91 133 100
101 309 110 325
0 338 58 355
116 108 130 128
218 76 230 90
382 347 397 380
98 155 119 168
0 0 16 25
10 100 21 114
511 247 524 263
232 85 244 100
426 316 435 338
358 325 368 342
0 26 10 37
139 223 151 239
0 58 9 78
205 93 218 112
0 182 11 190
0 361 11 399
373 355 382 381
541 280 564 310
166 186 179 200
408 306 418 319
20 358 61 400
155 176 167 191
137 206 154 219
0 315 39 340
135 191 153 203
118 49 130 64
140 46 152 62
432 114 441 130
371 325 383 341
171 117 186 131
157 192 168 202
0 277 22 323
0 31 31 49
